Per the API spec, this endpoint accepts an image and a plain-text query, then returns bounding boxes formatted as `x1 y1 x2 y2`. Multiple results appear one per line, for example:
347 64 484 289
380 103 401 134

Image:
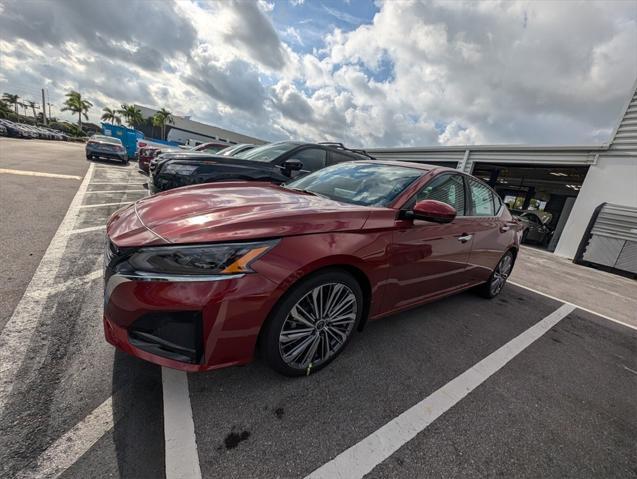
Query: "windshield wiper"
284 186 330 199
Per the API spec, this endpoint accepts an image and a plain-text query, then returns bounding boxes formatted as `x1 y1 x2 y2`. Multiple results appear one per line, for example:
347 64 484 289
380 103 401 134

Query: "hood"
108 182 377 246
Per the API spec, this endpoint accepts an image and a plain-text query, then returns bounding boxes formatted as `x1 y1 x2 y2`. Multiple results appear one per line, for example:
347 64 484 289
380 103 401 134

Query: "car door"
386 173 475 312
465 178 511 282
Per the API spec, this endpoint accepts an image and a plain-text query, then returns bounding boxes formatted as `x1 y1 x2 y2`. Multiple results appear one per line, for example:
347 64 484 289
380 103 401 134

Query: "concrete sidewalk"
510 246 637 328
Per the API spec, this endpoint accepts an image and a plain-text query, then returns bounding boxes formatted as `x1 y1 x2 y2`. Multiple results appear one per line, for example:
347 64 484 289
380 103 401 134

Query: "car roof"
359 159 449 172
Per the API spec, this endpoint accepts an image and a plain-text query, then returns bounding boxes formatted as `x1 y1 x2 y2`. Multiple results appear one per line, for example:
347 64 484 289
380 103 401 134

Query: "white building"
368 79 637 277
135 105 266 146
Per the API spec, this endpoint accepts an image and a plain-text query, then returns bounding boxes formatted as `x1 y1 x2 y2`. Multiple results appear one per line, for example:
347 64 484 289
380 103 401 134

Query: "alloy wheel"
490 253 513 296
278 282 357 370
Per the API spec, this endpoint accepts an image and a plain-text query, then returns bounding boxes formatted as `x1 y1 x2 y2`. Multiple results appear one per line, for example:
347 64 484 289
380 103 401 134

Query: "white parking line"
0 163 94 417
29 270 102 300
162 368 202 479
85 190 146 194
90 182 145 185
0 168 81 180
80 201 132 208
508 281 637 331
305 303 576 479
15 397 114 479
69 225 106 235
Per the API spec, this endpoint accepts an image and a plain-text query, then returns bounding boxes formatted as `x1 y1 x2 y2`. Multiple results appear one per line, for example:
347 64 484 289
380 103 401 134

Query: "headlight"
163 163 198 175
124 240 278 276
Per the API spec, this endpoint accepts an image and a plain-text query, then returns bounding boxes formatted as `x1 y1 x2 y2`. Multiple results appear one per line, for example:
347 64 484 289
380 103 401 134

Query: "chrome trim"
133 201 172 244
116 272 245 282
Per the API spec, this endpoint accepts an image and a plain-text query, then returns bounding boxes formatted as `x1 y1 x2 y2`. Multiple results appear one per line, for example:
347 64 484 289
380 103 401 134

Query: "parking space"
1 141 635 479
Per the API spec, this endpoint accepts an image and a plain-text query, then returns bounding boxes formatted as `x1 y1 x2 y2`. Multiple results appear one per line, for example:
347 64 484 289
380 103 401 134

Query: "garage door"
576 203 637 276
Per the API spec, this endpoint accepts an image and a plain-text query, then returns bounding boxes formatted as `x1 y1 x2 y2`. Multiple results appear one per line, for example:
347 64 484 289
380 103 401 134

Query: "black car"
148 141 373 194
510 209 553 245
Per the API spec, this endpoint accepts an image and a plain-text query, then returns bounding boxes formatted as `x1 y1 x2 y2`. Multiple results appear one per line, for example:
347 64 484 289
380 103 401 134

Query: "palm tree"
154 107 174 140
27 100 38 121
117 104 143 128
101 107 121 125
2 93 20 117
61 90 93 130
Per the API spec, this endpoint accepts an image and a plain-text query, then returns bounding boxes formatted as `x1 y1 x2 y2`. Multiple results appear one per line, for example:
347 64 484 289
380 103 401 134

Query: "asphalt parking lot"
0 137 635 479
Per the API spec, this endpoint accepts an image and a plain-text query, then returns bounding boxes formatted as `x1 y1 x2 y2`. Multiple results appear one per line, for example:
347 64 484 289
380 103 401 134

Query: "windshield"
286 162 423 206
234 142 299 162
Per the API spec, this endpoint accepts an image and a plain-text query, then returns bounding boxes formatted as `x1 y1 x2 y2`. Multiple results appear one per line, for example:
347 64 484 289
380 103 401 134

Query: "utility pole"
41 88 47 125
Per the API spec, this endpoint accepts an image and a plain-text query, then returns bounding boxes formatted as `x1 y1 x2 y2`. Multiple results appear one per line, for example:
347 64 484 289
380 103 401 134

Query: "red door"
385 173 474 313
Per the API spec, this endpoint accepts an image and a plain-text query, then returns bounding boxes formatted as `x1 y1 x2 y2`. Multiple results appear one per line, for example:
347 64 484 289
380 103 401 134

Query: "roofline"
367 144 608 152
608 77 637 145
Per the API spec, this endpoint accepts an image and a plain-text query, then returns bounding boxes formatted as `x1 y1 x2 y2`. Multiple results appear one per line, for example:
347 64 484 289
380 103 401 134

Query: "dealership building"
369 80 637 277
135 105 266 146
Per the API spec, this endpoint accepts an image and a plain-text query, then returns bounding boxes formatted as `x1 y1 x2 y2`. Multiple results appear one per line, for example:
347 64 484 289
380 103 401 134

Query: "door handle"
500 226 510 232
457 234 473 243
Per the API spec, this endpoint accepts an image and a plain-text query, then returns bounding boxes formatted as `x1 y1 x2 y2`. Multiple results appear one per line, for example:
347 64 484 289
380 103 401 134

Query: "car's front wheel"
261 270 362 376
478 251 514 299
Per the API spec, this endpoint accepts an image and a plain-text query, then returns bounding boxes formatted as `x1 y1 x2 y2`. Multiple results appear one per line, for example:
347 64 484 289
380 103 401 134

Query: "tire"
521 229 529 243
261 269 363 376
477 251 515 299
86 154 91 160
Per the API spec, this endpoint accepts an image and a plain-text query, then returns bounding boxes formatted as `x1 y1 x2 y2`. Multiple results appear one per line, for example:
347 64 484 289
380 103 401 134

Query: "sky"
0 0 635 147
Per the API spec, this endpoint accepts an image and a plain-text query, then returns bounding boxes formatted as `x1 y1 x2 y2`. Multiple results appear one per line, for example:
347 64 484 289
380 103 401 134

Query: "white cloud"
0 0 635 147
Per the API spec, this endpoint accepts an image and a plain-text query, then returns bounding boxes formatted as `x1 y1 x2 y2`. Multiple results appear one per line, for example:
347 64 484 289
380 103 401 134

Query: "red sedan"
104 161 521 376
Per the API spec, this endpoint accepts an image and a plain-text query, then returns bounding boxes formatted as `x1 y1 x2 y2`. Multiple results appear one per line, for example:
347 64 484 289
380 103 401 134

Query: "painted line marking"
508 281 637 331
85 189 146 194
69 225 106 235
162 368 202 479
305 303 576 479
89 182 145 185
0 168 81 180
29 270 102 300
80 201 132 209
0 163 94 416
15 396 114 479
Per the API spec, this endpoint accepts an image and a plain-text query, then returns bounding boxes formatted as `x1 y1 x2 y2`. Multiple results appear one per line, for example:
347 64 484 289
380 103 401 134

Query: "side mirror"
282 158 303 174
411 200 456 223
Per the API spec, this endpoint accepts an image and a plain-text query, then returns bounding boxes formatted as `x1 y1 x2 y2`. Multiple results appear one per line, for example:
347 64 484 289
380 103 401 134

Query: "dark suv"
148 141 373 194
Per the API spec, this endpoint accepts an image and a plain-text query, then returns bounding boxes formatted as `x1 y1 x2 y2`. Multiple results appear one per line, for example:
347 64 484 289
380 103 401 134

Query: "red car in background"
138 146 161 174
104 161 521 376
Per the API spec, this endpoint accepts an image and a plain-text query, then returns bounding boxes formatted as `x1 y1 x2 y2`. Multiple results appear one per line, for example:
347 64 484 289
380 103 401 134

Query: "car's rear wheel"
478 251 514 299
261 270 362 376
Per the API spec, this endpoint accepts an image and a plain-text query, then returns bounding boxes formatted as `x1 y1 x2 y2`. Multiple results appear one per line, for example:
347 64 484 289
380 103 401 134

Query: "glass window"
286 162 422 207
292 148 327 171
468 179 495 216
413 174 465 216
234 142 300 162
329 151 356 165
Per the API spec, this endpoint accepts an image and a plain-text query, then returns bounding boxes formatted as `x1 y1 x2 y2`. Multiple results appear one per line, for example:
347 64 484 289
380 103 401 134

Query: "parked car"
138 145 181 174
104 160 521 375
148 141 373 194
0 119 23 137
86 135 128 164
510 209 553 245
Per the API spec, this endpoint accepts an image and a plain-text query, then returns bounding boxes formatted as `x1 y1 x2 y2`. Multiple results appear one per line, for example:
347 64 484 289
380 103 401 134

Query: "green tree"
117 104 143 128
101 106 121 125
0 99 12 119
26 100 38 121
153 107 174 140
61 90 93 130
2 93 20 116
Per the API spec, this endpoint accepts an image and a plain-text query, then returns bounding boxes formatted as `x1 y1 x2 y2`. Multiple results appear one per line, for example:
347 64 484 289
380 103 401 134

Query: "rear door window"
328 151 356 166
468 179 496 216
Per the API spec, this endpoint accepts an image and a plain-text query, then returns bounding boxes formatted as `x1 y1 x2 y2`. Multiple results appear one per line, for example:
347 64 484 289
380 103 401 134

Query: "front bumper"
103 269 281 371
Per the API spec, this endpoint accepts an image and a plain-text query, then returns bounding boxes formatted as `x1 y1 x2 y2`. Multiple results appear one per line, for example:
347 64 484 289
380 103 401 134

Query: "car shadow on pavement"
111 350 165 479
